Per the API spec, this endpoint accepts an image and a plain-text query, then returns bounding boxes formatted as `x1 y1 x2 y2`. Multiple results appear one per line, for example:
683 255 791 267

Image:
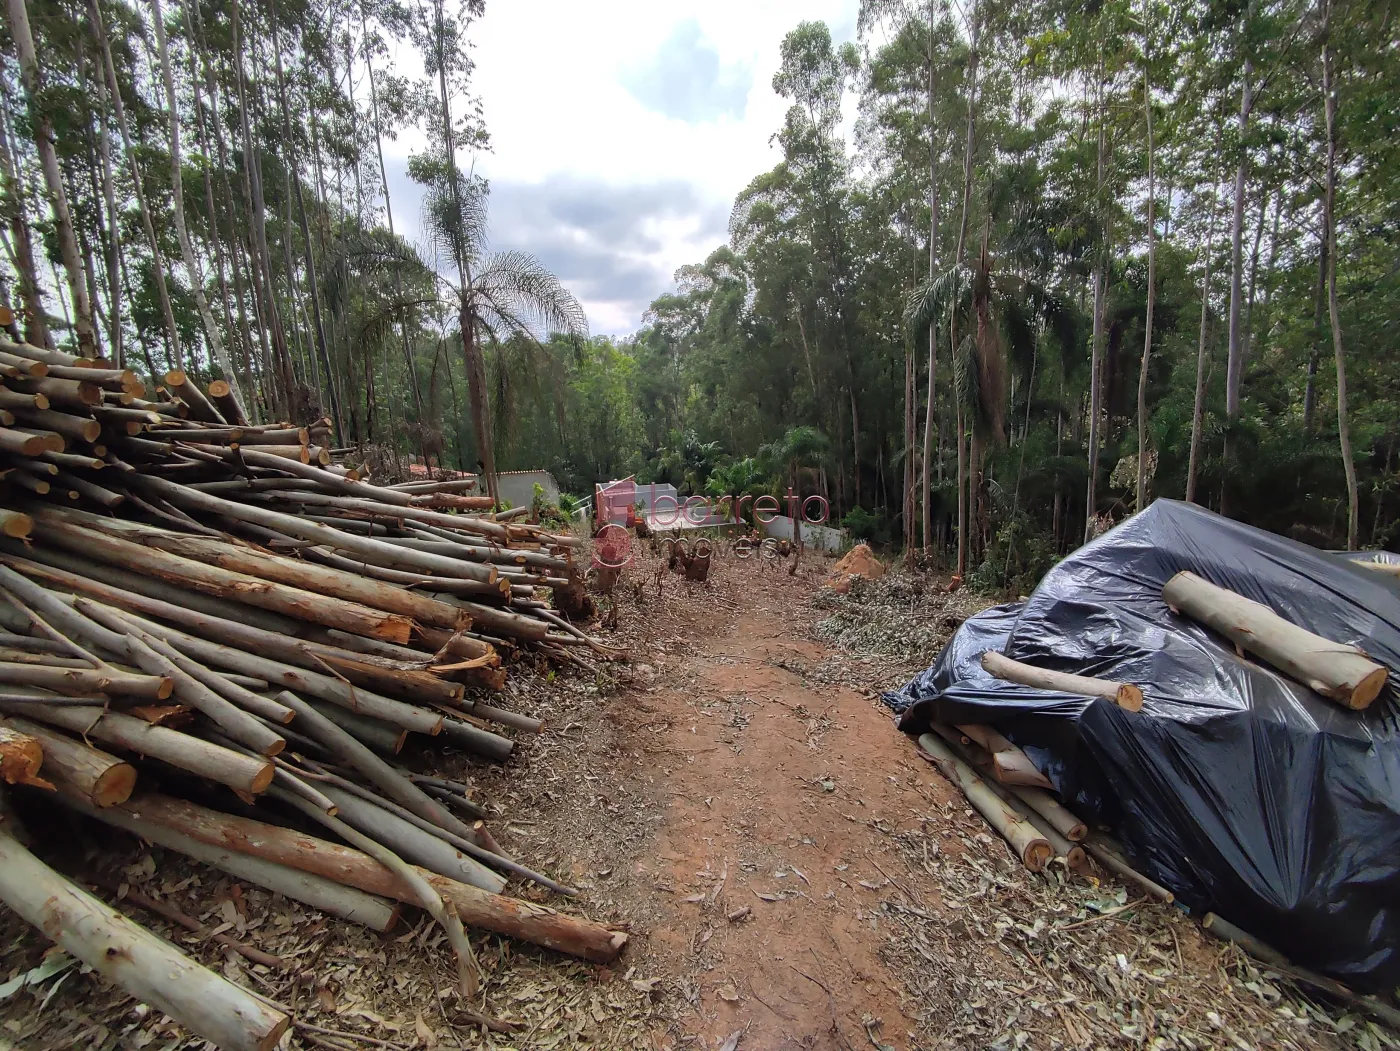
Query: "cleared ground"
0 550 1369 1050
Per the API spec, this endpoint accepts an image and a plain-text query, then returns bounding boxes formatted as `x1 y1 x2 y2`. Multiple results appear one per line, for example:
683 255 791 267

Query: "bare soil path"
618 598 944 1049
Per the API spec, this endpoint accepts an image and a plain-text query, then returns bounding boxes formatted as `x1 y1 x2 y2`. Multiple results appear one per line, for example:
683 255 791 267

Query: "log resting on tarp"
883 499 1400 992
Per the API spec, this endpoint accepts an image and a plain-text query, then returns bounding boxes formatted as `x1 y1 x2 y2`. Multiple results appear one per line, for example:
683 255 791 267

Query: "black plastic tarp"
885 500 1400 990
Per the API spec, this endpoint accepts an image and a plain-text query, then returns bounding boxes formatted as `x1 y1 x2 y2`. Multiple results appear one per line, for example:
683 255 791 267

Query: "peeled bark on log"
0 538 302 635
1006 783 1086 842
259 490 510 541
1162 570 1388 710
981 650 1144 712
304 546 506 600
138 474 503 579
132 532 471 630
69 600 286 757
0 715 134 805
0 662 172 699
61 792 400 930
317 783 506 893
3 702 273 794
0 725 45 785
0 562 445 734
0 826 289 1051
954 723 1054 790
104 791 628 962
34 513 414 643
916 731 1051 871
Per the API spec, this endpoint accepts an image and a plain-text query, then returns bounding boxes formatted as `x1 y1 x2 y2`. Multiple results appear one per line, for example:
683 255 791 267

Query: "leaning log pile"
0 337 624 1045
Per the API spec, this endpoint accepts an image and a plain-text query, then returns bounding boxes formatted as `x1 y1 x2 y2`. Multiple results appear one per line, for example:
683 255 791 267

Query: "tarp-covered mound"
885 500 1400 990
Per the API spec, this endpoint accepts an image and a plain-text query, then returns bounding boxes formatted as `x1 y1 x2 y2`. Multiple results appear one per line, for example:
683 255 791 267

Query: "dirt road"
590 559 1343 1051
618 601 943 1049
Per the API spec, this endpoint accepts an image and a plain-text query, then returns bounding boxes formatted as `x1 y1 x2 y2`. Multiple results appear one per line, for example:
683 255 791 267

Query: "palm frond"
420 172 489 272
472 251 589 341
904 263 971 341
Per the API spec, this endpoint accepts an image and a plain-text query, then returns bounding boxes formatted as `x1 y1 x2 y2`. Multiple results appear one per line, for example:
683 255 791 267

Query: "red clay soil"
614 588 951 1049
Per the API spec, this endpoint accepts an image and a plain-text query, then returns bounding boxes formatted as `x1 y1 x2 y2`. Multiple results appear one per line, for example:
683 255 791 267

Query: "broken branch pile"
0 344 623 1040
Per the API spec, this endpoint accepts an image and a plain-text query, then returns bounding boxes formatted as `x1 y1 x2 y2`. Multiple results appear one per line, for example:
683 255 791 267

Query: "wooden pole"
59 790 400 931
0 715 133 805
1 702 273 794
0 824 289 1051
101 791 628 962
981 650 1145 711
1163 570 1388 709
916 731 1052 871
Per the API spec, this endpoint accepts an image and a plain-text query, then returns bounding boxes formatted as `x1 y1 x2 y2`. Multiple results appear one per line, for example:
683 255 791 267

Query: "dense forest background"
0 0 1395 589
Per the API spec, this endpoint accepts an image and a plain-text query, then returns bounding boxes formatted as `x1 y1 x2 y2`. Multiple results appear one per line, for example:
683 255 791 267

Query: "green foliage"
841 506 892 546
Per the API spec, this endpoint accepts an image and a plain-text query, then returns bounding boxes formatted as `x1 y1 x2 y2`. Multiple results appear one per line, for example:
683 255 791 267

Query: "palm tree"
761 425 831 548
421 176 587 504
906 228 1076 577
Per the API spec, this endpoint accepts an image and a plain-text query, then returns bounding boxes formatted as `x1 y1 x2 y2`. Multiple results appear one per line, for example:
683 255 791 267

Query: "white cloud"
377 0 859 335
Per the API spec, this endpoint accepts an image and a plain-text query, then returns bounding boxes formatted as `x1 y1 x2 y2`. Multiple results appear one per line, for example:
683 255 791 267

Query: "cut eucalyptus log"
0 715 134 805
96 791 628 962
1163 570 1388 710
981 650 1144 712
0 702 272 794
0 825 289 1051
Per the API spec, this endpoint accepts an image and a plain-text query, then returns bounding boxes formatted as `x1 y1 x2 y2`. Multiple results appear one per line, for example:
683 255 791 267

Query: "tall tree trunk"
1186 183 1222 504
903 282 916 560
429 0 497 505
268 0 343 439
1083 65 1107 542
1135 3 1156 513
952 0 978 577
91 0 184 368
362 13 429 465
193 9 267 417
232 0 293 417
5 0 97 356
1221 0 1257 512
91 60 123 366
1320 0 1358 550
152 0 239 393
0 70 48 349
1303 220 1325 432
921 0 941 554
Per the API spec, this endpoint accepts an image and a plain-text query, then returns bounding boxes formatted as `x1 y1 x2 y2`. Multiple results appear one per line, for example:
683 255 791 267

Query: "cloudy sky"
380 0 859 336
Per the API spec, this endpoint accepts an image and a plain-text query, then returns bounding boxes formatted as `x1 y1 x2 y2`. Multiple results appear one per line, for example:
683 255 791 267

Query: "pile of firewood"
0 336 625 1047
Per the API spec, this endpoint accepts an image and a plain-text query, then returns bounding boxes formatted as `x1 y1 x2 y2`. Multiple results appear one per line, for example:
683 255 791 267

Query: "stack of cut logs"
0 337 624 1048
915 573 1391 898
